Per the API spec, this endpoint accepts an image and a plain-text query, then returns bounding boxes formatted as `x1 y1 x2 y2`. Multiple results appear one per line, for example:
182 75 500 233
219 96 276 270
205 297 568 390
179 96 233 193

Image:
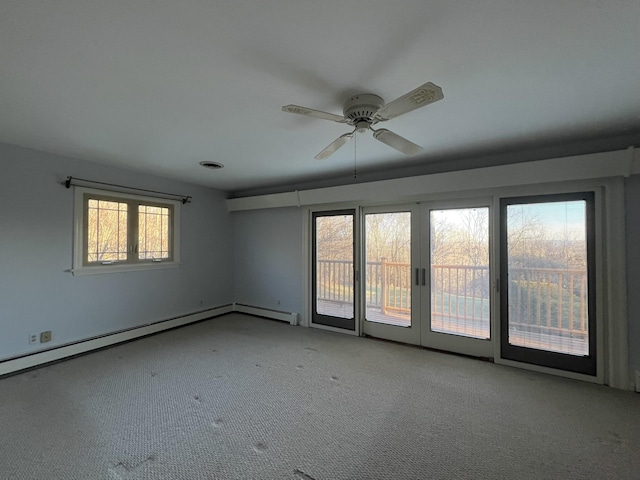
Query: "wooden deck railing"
317 259 588 338
507 267 588 339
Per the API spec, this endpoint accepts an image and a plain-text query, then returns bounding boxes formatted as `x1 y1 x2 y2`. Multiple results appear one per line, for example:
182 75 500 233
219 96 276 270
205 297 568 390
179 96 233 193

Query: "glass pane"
138 205 171 260
506 201 588 356
86 199 128 263
315 214 354 319
430 208 490 339
365 212 411 327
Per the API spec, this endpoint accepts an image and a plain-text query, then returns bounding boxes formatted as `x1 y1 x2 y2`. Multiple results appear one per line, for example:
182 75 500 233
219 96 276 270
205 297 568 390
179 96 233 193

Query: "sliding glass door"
312 210 356 330
500 193 596 375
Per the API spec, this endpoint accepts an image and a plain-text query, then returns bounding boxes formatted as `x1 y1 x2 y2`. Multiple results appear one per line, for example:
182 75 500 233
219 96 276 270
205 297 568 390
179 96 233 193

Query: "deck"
317 299 588 356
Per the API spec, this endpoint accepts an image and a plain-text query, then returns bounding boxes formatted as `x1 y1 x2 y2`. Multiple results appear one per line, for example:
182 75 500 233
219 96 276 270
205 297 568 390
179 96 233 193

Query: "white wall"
233 208 303 316
0 143 234 361
625 175 640 381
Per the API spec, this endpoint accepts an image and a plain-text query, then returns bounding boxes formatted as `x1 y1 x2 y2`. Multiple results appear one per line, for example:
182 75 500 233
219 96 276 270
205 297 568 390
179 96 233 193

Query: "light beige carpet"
1 313 639 479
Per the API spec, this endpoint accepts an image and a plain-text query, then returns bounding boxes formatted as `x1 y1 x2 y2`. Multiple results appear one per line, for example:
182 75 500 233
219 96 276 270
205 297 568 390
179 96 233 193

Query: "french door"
422 204 493 357
361 206 420 344
361 202 493 357
312 190 599 375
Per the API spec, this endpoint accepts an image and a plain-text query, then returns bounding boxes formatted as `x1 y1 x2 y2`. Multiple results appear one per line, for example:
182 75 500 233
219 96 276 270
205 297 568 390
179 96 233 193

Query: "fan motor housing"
343 94 384 126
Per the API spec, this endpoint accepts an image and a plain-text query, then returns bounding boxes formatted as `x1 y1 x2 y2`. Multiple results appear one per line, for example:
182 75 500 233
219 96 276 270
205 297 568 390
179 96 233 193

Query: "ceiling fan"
282 82 443 160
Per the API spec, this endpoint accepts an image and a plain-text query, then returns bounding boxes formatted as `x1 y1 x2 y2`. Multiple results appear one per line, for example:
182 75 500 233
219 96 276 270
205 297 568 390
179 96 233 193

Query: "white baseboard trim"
0 304 233 377
233 303 299 325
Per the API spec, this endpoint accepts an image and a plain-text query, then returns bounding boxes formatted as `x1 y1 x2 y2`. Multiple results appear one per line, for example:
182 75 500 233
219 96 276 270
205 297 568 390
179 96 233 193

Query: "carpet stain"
109 453 157 478
294 469 316 480
194 394 202 402
150 372 157 377
253 442 268 453
212 418 224 428
296 365 304 370
599 431 625 446
304 347 318 353
330 375 339 381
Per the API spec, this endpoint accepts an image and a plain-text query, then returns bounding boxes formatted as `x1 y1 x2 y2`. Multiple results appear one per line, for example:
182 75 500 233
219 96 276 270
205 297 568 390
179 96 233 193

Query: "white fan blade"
282 104 347 123
374 82 444 121
373 129 423 156
315 133 353 160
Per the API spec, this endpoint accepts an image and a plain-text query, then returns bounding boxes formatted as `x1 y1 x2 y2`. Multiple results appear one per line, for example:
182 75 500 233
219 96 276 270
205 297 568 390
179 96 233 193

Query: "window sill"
70 262 181 276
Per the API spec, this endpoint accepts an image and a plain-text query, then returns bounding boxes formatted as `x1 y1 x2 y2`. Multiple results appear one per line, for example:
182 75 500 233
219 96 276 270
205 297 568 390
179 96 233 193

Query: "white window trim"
71 186 181 276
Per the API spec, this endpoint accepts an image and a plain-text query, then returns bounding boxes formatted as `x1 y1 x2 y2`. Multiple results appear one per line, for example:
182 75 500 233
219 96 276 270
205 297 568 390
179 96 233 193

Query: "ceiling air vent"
199 161 224 169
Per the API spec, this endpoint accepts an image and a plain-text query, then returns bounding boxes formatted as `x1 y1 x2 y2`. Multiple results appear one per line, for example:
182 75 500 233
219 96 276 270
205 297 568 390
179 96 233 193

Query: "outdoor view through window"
87 199 128 262
315 214 354 319
313 199 589 358
506 200 589 356
430 208 490 339
365 212 412 327
86 198 171 264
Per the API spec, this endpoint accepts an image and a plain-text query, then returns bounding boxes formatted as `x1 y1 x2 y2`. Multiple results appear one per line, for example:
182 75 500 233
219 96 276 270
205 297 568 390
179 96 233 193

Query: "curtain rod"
62 176 192 204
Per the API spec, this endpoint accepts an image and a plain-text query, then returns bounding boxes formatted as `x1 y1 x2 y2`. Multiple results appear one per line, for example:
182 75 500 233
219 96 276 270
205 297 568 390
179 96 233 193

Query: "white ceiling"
1 1 639 195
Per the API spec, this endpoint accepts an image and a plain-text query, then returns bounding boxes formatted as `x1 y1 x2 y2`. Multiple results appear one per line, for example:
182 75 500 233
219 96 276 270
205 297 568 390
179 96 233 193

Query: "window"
73 187 180 275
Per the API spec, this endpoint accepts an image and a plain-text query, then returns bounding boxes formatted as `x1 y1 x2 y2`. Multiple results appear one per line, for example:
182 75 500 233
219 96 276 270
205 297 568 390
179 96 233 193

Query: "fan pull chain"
353 132 357 179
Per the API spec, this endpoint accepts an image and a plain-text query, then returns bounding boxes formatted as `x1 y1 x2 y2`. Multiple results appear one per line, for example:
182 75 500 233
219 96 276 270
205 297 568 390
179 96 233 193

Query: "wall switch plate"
29 334 38 344
40 331 52 343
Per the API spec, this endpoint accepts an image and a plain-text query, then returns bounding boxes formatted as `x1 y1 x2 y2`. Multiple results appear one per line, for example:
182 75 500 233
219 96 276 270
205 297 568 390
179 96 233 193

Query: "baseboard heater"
0 304 234 377
0 303 300 377
233 303 299 326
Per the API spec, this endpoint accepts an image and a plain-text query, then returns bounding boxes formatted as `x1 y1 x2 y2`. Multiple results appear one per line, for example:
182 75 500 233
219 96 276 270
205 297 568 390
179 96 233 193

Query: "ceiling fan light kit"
282 82 443 159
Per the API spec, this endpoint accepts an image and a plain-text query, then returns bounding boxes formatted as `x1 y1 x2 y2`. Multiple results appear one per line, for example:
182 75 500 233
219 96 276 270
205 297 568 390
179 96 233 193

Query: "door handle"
415 268 420 286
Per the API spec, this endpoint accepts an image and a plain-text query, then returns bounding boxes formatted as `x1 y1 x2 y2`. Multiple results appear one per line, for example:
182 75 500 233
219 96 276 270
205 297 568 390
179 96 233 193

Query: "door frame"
498 192 597 376
491 182 608 385
310 209 358 331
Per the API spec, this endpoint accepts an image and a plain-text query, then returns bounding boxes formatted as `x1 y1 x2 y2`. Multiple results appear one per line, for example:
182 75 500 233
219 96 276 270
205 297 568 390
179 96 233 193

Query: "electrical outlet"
40 331 52 343
29 334 38 344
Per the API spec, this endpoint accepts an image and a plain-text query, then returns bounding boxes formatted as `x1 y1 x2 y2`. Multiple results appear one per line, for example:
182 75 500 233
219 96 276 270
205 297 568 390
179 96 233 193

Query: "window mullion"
128 200 139 264
82 195 90 266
